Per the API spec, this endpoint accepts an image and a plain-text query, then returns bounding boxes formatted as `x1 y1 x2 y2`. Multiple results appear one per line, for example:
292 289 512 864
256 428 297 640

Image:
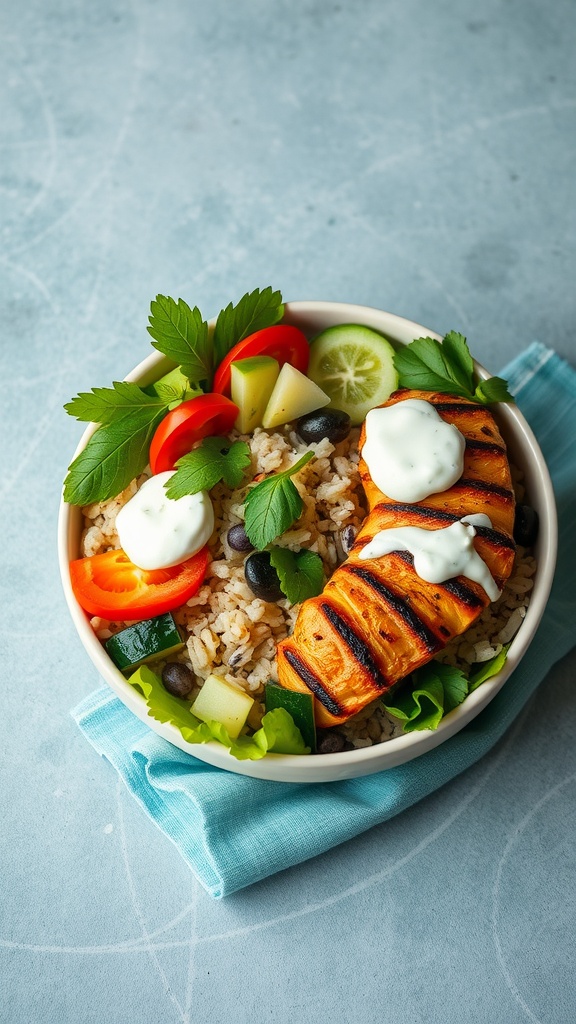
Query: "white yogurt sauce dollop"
362 398 466 502
116 472 214 571
359 513 501 602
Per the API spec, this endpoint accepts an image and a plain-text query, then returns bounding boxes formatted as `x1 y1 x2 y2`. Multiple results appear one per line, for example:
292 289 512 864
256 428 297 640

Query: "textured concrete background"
2 1 575 1022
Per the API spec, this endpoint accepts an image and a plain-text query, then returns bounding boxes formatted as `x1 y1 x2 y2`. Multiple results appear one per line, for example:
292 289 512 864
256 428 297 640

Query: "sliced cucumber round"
307 324 399 425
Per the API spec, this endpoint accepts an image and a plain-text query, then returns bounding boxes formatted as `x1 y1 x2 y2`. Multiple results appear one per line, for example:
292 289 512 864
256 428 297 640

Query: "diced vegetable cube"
191 674 254 739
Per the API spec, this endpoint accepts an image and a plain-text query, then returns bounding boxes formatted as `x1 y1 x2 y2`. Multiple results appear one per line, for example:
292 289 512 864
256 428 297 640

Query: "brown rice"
80 424 536 750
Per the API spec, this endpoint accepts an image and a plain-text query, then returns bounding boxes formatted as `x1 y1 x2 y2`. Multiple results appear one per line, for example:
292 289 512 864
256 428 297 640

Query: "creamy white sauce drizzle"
362 398 466 502
359 513 501 602
116 472 214 570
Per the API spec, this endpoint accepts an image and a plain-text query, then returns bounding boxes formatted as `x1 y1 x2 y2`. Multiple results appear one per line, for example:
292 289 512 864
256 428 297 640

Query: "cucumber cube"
262 363 330 430
191 674 254 739
230 356 280 433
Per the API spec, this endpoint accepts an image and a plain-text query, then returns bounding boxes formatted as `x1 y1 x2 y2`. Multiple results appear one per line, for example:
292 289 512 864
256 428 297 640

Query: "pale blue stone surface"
1 0 575 1021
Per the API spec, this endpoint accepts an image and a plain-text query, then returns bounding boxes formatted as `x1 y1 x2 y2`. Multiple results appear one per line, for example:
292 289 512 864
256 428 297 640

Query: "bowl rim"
58 300 558 783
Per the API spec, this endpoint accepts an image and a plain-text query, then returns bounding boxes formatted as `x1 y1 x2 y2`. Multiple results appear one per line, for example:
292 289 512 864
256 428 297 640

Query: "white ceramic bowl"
58 302 557 783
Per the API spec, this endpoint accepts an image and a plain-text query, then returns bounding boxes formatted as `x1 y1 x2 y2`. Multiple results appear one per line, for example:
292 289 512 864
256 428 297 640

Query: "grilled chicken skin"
276 390 516 727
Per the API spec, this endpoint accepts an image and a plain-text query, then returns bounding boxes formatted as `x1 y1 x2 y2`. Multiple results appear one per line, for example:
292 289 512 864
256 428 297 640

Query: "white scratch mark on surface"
117 778 188 1024
0 707 530 957
183 883 200 1024
17 47 59 218
491 771 576 1024
0 392 69 503
5 0 145 260
0 255 59 314
365 98 576 177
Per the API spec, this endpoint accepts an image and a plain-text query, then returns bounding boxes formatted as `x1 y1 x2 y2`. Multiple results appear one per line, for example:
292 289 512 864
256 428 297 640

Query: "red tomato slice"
70 546 210 621
212 324 310 396
149 393 239 474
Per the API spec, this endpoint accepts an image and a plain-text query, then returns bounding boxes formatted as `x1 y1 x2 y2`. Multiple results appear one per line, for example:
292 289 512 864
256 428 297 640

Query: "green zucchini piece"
264 682 316 752
105 613 184 672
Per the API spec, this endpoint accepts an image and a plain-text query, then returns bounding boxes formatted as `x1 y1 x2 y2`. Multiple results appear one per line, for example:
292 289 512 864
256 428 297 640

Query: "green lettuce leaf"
383 646 509 734
127 665 309 759
382 662 468 732
468 644 510 692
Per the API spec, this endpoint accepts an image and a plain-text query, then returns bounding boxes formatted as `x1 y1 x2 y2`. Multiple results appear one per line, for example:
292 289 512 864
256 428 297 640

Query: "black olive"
316 730 347 754
514 504 539 547
161 662 196 698
227 523 254 552
296 408 351 445
244 551 284 602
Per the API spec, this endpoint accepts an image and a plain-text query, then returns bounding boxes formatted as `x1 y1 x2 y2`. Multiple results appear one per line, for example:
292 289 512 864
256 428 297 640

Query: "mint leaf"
147 295 213 386
382 662 468 732
474 376 515 405
165 436 251 498
63 409 165 505
213 286 284 364
64 381 171 424
243 452 314 550
394 331 515 405
269 546 325 605
468 644 509 691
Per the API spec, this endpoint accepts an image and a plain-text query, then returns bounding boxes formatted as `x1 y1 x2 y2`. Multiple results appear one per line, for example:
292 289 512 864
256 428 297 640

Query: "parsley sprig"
163 442 320 583
63 383 177 505
213 286 284 365
147 296 213 387
244 452 315 550
165 437 252 498
269 546 325 605
146 286 284 389
63 287 283 505
393 330 514 405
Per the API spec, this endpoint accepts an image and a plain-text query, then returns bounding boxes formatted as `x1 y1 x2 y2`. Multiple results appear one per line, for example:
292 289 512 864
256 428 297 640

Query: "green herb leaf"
393 335 474 397
147 295 213 386
144 365 203 406
394 331 515 404
165 436 252 498
468 644 509 692
442 331 475 392
243 451 315 550
435 662 469 712
64 380 171 424
127 666 308 760
269 546 325 605
382 662 468 732
382 674 445 732
151 381 198 408
212 286 284 364
63 409 165 505
474 376 515 405
253 706 310 755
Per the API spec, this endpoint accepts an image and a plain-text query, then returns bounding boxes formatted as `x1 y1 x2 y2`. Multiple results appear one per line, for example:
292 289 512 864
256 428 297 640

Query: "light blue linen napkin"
72 342 576 898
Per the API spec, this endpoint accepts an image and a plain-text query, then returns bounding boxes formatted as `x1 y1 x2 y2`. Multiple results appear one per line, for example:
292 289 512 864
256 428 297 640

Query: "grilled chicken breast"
276 390 516 727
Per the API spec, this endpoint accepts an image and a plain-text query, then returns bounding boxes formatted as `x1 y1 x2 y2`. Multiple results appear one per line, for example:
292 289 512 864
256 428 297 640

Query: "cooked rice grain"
81 422 536 750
